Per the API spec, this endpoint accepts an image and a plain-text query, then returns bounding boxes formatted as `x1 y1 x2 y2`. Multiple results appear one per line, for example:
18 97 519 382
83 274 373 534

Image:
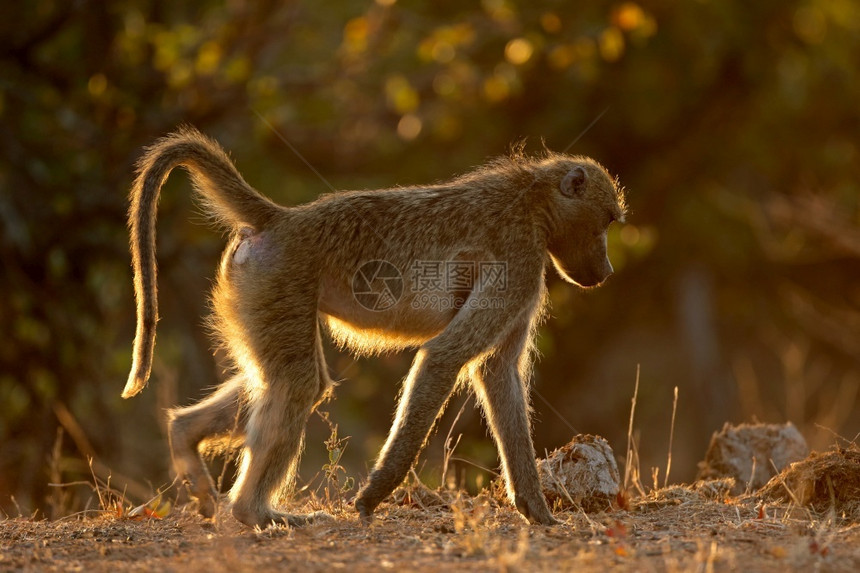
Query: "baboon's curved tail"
123 126 281 398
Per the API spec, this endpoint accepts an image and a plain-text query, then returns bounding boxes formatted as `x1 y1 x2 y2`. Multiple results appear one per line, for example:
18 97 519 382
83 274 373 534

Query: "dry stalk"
664 386 678 489
442 396 469 488
624 366 645 496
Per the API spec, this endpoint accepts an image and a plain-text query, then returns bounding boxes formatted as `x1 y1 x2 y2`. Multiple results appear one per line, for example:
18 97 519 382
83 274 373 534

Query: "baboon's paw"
232 506 333 528
194 489 218 519
515 495 559 526
532 512 561 526
180 475 218 519
284 510 333 527
354 497 376 525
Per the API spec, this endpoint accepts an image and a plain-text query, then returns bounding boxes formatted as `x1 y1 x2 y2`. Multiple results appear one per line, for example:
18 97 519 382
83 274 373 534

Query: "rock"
537 434 621 513
696 422 808 495
759 446 860 519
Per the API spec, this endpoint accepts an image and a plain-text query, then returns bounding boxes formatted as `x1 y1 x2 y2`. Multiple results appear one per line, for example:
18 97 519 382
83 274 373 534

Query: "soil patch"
4 432 860 571
3 476 860 572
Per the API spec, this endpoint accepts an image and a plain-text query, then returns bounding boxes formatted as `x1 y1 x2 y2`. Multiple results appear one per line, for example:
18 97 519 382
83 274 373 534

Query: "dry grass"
759 445 860 521
3 478 860 572
13 432 860 572
9 371 860 571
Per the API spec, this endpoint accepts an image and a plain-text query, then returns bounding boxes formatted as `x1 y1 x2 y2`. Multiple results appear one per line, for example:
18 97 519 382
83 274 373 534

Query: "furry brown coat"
124 126 626 527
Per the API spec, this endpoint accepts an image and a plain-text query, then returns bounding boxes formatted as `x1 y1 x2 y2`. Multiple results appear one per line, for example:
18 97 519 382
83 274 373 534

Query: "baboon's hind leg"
168 374 246 518
229 320 332 528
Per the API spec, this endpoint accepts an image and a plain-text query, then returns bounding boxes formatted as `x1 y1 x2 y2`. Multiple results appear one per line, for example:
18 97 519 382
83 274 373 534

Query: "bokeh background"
1 0 858 517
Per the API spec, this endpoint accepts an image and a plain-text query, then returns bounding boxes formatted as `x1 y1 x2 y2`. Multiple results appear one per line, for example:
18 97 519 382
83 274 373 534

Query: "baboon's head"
541 157 626 288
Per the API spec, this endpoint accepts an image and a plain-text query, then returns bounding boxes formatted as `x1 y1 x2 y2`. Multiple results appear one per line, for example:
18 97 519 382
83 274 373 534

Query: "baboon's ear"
560 167 587 198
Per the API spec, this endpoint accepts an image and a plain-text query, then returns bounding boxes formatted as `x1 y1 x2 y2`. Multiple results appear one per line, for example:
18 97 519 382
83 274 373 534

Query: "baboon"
124 126 626 528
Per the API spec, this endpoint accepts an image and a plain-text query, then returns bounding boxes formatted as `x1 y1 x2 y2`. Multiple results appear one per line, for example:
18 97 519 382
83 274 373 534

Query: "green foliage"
1 0 857 517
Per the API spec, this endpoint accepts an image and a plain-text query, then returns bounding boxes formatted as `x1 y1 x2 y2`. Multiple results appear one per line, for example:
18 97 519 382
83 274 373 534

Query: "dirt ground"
2 484 859 573
4 436 860 572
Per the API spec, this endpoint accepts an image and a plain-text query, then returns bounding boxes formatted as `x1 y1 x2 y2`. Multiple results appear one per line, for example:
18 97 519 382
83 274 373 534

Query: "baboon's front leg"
354 290 535 522
472 322 557 525
168 375 246 518
354 348 461 520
